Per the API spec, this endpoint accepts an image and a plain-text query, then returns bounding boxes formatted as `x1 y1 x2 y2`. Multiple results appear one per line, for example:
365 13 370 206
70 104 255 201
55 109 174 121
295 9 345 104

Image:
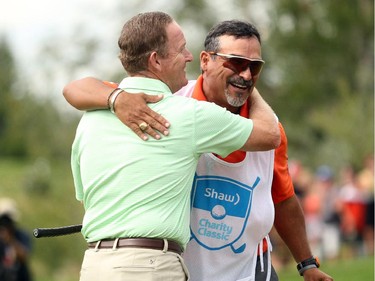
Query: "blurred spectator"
289 159 313 200
0 198 32 281
275 157 373 269
357 155 374 255
337 165 367 257
288 161 322 256
309 165 341 260
0 215 18 281
302 178 323 258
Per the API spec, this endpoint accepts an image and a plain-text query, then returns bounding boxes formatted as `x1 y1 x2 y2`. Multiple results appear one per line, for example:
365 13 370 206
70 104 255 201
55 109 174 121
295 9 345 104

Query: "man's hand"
115 91 170 140
303 268 334 281
62 77 171 140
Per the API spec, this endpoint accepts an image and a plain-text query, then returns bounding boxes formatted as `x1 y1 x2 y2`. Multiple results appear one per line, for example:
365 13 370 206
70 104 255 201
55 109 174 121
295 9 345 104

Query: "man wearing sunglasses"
63 20 333 281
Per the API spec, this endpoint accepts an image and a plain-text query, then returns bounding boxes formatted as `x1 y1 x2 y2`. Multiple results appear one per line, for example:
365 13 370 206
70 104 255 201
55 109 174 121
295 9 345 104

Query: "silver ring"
139 122 148 131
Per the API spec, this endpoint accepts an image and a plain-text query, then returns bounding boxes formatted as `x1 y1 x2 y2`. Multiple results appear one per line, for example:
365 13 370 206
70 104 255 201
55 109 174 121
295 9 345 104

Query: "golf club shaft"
33 224 82 238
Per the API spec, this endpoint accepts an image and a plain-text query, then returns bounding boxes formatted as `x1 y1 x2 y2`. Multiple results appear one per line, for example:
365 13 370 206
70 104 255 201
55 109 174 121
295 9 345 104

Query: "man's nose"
239 67 252 81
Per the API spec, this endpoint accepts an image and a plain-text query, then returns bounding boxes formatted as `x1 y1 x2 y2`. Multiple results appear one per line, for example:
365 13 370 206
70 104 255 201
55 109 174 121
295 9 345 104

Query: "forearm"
62 77 114 110
274 195 313 262
63 76 169 140
242 88 280 151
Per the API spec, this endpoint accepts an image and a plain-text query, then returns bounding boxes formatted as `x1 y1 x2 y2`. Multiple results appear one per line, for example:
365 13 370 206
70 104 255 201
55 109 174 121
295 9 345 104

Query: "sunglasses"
208 52 265 76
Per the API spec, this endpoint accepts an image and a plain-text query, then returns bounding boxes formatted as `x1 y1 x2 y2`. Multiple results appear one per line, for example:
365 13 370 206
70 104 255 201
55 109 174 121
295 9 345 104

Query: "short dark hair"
204 20 261 52
118 11 174 74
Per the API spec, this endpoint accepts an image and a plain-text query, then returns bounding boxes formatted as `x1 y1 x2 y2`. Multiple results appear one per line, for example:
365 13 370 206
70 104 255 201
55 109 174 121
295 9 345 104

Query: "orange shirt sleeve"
271 122 295 204
104 81 118 88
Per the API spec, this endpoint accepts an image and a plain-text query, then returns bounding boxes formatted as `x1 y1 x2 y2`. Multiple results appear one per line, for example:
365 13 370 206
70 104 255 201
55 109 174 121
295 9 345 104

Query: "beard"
224 77 254 107
224 89 248 107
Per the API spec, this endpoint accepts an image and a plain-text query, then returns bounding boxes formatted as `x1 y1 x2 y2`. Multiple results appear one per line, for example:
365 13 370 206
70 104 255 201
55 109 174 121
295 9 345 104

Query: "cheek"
206 68 228 87
207 64 227 79
216 71 231 87
175 59 186 72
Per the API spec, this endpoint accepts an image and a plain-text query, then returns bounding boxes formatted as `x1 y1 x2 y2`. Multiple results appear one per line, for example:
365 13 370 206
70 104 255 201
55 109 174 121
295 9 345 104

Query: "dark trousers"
255 252 279 281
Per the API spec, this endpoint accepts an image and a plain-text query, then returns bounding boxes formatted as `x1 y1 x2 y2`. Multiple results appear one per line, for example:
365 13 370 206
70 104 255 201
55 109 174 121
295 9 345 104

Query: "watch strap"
297 256 320 276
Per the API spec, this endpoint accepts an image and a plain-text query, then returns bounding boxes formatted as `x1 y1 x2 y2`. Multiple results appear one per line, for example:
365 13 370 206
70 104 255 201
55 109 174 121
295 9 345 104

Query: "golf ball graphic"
211 204 226 220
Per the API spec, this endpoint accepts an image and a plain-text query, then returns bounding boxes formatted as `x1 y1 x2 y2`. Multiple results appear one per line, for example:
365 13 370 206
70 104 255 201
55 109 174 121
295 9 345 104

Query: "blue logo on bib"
190 174 259 253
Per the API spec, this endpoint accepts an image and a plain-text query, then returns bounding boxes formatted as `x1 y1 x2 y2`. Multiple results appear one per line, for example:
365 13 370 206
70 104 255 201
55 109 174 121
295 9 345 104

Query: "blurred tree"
0 37 77 161
263 0 374 170
174 0 218 76
0 38 28 157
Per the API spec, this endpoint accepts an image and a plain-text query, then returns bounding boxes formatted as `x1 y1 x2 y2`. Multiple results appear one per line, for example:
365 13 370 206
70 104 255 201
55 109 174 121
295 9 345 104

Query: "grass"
0 157 85 281
278 255 374 281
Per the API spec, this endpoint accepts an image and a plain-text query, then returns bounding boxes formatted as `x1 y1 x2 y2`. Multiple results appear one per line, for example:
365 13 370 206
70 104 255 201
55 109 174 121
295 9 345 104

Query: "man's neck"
133 70 157 79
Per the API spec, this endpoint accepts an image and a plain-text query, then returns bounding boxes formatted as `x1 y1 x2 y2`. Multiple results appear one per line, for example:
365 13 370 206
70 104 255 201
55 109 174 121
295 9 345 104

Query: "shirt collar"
119 77 172 95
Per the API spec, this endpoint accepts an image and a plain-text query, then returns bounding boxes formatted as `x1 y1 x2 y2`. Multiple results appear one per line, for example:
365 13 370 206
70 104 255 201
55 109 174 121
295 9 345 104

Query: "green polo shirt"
71 77 253 249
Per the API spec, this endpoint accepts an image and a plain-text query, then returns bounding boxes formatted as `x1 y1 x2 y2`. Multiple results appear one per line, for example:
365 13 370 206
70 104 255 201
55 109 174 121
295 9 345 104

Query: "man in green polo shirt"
71 12 280 281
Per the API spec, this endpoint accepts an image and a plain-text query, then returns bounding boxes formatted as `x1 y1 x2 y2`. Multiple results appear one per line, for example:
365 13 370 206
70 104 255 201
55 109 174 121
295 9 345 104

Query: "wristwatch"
297 256 320 276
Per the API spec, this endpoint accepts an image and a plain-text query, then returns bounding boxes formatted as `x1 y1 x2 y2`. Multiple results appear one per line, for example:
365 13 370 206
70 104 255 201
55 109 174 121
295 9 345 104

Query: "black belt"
88 238 183 255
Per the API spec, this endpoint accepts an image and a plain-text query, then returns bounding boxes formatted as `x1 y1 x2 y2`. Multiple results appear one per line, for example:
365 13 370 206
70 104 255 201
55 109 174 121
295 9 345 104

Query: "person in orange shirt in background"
63 20 333 281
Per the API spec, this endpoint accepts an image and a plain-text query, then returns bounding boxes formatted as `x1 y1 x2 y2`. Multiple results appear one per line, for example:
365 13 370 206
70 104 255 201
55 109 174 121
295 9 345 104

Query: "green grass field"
278 256 374 281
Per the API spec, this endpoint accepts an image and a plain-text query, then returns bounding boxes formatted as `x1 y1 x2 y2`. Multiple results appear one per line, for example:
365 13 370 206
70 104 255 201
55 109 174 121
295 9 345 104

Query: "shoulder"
174 80 197 97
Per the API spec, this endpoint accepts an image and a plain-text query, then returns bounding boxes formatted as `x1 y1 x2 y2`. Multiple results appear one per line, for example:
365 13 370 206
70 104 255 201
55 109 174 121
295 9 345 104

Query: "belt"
88 238 183 255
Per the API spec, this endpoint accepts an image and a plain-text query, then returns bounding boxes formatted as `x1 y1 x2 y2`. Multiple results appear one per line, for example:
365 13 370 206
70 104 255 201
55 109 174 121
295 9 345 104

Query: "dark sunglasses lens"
249 61 263 76
223 57 263 75
226 58 249 73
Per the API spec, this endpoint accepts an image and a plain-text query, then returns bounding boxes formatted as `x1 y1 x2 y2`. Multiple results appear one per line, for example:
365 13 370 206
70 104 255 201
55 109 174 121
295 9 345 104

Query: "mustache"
228 77 253 88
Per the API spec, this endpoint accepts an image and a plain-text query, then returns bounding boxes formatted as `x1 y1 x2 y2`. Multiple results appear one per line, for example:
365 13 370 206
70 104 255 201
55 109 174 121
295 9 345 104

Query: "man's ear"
149 51 161 71
200 51 210 72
